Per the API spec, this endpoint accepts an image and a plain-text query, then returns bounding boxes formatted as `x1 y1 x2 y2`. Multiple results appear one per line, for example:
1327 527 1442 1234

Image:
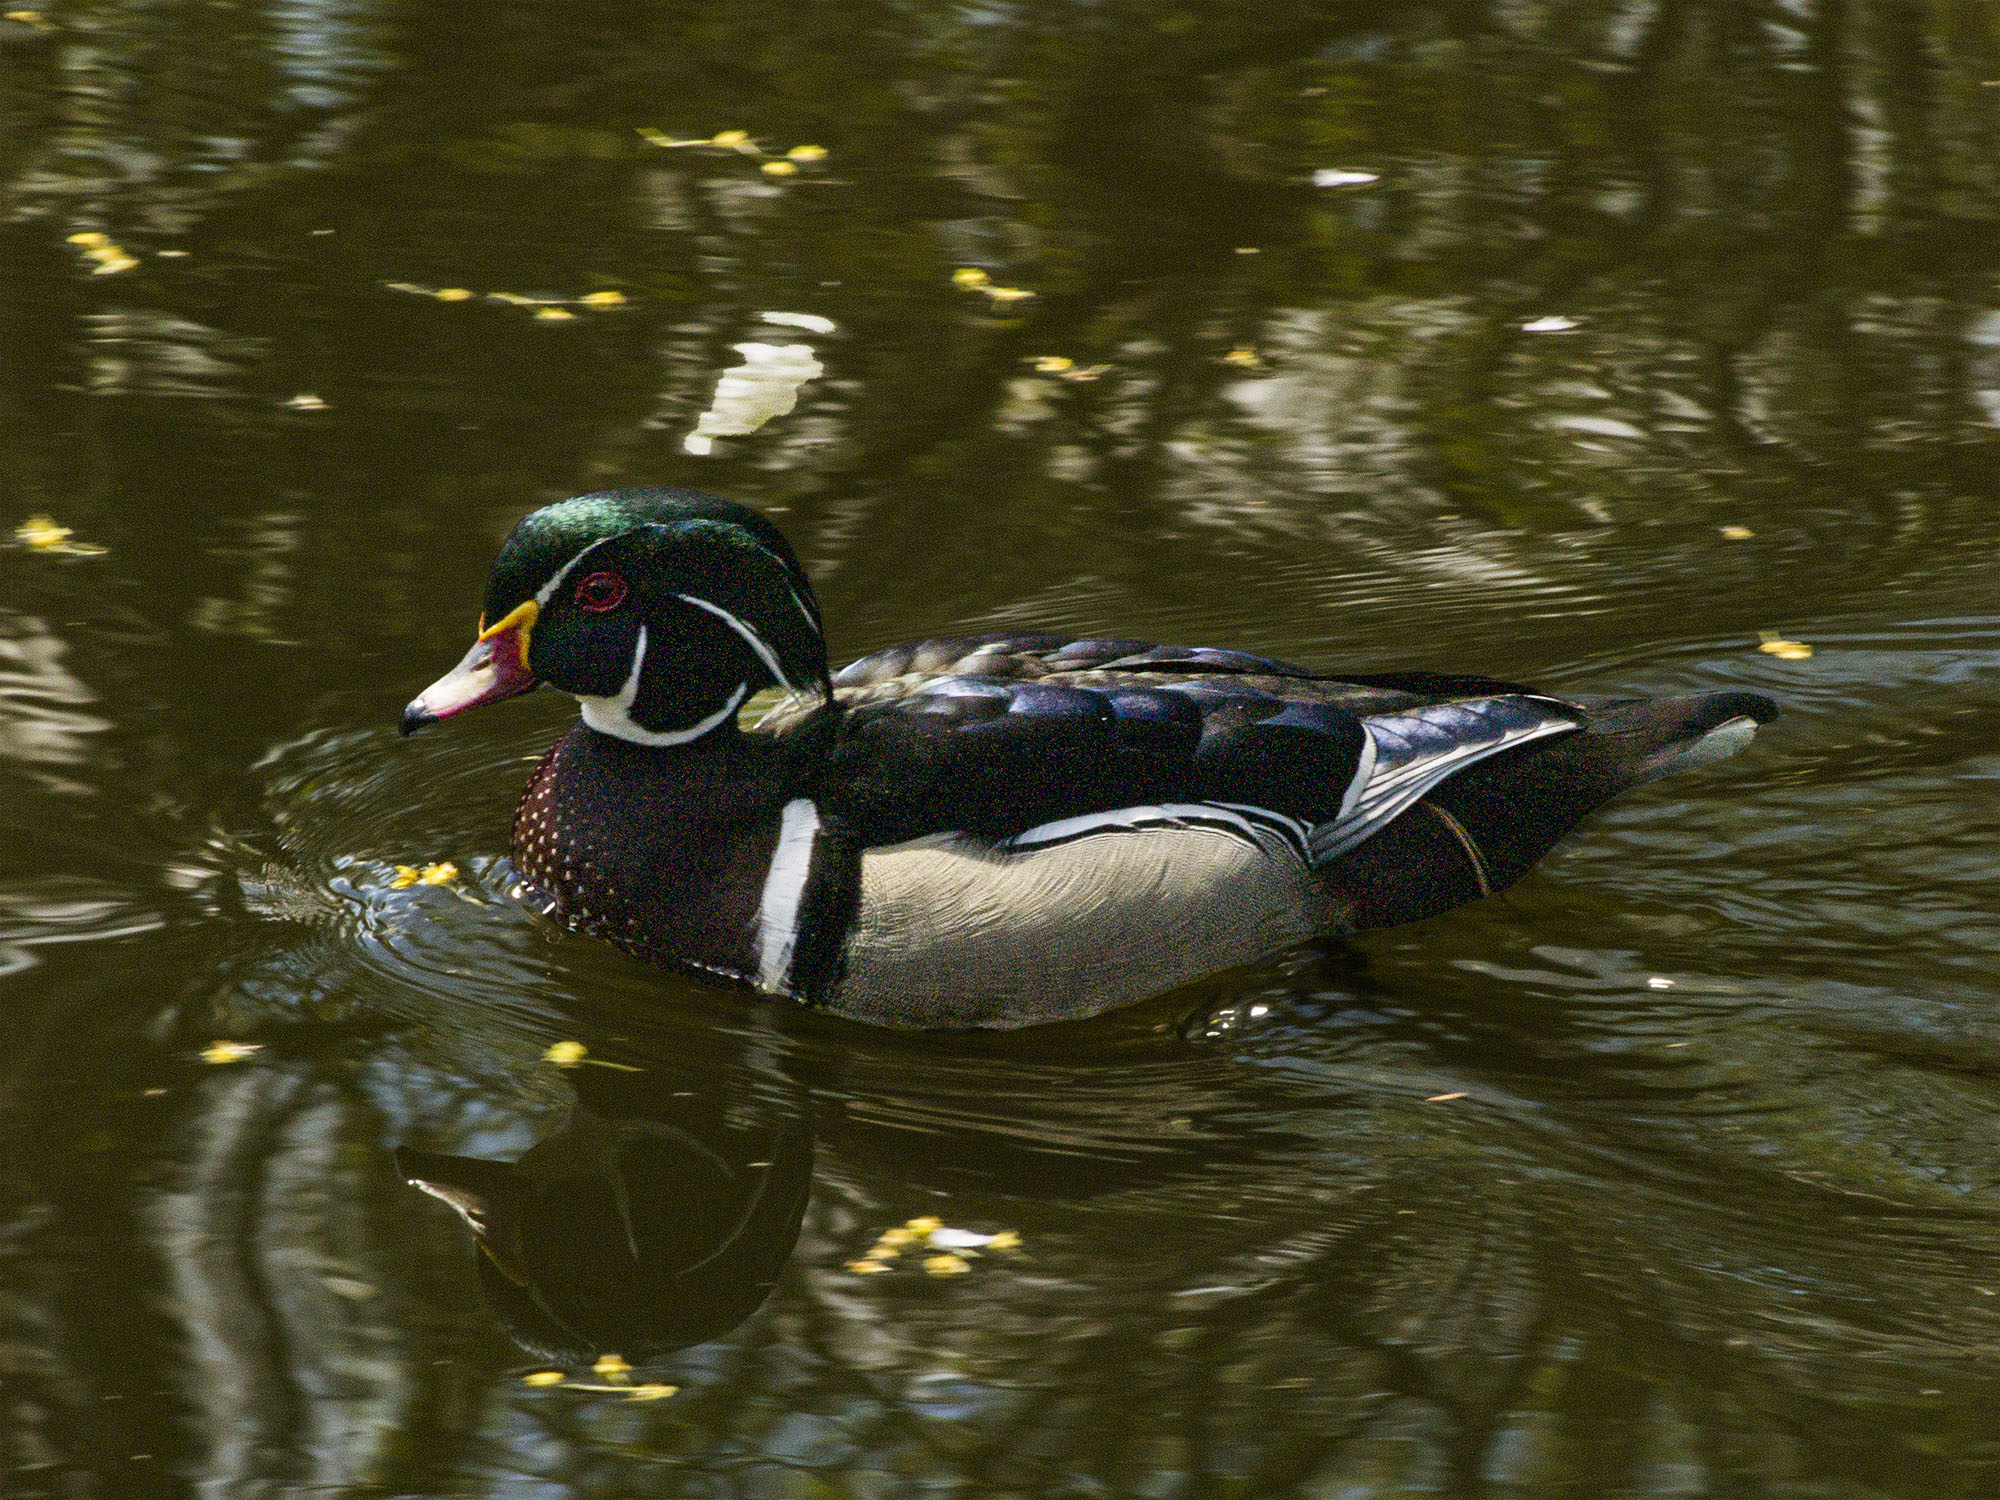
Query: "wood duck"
402 487 1777 1028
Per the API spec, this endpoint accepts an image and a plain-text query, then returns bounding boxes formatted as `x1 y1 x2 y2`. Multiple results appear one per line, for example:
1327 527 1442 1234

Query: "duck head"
402 488 828 745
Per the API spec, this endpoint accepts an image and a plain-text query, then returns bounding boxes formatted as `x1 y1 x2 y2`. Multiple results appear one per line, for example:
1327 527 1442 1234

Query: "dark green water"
5 1 2000 1494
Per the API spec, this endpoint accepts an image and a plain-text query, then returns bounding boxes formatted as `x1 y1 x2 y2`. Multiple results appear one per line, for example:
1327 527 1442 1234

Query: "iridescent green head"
403 488 828 744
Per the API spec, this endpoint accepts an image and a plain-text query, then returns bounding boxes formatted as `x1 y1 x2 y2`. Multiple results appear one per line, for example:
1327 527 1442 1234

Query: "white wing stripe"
1336 727 1376 819
1207 801 1312 851
1007 802 1308 861
1311 709 1576 863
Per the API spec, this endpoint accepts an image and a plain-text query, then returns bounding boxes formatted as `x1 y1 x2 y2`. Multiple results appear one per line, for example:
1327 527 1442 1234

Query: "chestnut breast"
512 725 789 982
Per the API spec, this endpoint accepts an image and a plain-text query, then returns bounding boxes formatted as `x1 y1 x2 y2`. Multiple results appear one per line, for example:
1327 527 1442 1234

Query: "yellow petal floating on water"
284 393 328 411
710 129 752 149
579 290 627 307
435 287 475 302
761 160 799 177
1758 639 1813 661
534 307 576 321
523 1370 566 1387
545 1040 588 1067
626 1383 678 1401
17 515 71 548
951 267 990 289
592 1354 632 1383
635 127 675 147
982 286 1034 303
201 1040 263 1065
14 515 107 556
1719 524 1754 539
417 862 458 886
388 865 421 889
71 235 138 274
1033 356 1074 373
787 144 827 162
854 1219 1020 1270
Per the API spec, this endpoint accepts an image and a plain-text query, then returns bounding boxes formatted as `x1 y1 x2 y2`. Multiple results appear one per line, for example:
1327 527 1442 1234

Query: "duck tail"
1332 690 1778 930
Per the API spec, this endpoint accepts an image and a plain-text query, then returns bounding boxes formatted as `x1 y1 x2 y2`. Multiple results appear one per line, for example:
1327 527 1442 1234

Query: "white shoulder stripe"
676 592 794 691
757 798 821 993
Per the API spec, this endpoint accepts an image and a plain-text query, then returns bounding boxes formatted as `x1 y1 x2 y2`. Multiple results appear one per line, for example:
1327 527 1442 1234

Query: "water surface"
5 2 2000 1494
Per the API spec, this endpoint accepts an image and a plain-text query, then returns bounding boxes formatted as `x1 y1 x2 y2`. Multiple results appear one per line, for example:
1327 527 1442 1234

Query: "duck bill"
401 601 539 735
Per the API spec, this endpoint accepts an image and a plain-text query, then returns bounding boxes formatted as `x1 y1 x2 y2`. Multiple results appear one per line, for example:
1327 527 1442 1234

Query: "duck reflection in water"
397 1063 814 1367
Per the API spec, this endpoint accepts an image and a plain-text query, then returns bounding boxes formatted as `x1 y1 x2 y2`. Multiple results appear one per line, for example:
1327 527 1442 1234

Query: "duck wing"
801 633 1583 858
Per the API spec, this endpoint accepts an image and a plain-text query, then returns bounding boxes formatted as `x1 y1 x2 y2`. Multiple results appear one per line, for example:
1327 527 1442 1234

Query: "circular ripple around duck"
200 705 577 1032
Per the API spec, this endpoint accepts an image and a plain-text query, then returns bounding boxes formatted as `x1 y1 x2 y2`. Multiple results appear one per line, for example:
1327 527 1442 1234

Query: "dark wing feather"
778 633 1585 856
812 674 1363 850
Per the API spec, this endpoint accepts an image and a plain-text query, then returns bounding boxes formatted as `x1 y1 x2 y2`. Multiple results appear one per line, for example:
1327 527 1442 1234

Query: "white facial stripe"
577 623 750 745
756 798 821 994
789 585 817 631
615 622 648 704
736 535 820 633
675 592 794 691
534 534 621 607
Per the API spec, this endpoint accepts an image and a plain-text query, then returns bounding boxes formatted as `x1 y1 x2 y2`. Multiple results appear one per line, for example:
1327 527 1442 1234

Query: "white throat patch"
576 624 748 746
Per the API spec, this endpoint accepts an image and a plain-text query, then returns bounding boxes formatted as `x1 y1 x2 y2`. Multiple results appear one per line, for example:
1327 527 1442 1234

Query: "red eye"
574 570 627 613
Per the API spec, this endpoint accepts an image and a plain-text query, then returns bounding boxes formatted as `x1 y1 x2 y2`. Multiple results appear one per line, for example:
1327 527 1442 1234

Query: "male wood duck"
402 487 1777 1028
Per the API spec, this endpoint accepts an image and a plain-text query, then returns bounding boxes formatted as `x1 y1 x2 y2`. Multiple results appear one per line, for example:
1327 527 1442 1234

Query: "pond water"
5 1 2000 1494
